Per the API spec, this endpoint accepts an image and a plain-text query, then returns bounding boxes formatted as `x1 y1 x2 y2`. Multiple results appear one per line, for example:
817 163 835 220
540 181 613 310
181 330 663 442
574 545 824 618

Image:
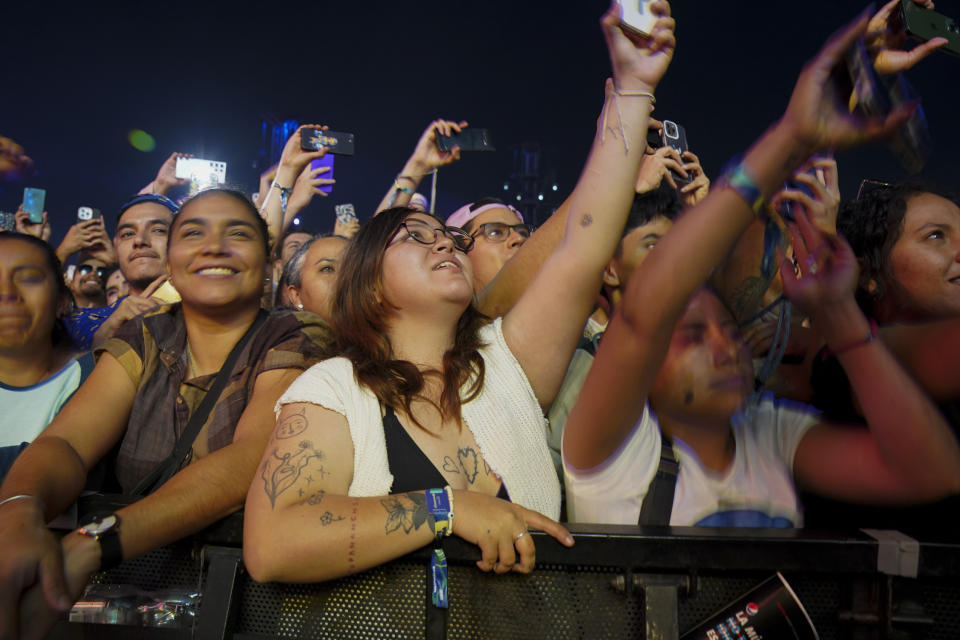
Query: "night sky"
3 0 958 249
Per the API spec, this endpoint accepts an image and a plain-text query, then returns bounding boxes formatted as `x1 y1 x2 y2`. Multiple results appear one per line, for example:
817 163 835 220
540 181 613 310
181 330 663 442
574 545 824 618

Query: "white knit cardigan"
276 318 561 519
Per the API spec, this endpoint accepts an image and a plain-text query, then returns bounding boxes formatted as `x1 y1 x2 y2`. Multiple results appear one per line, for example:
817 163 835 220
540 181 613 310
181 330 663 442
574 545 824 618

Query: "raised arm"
786 210 960 503
563 7 914 468
259 124 328 250
244 402 572 583
373 119 466 215
502 0 675 408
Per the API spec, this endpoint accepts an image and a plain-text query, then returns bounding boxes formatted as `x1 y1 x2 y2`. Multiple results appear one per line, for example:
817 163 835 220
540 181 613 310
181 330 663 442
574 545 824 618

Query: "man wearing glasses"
447 198 533 293
69 256 109 309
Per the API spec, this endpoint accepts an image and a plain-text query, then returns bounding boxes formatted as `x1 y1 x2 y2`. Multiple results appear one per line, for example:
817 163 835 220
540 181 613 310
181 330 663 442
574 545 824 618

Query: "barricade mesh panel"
921 581 960 640
90 539 201 592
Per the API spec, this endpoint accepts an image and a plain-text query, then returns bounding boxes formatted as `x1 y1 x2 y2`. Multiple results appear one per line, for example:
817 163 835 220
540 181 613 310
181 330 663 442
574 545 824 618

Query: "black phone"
660 120 691 186
435 128 495 153
901 0 960 56
300 128 356 156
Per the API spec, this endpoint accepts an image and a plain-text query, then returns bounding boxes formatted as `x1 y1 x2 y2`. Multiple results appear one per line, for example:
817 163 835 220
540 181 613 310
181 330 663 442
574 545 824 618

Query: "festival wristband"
425 487 453 540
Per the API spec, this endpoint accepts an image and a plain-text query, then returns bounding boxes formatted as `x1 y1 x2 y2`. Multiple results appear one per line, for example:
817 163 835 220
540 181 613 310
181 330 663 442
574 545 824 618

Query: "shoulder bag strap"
130 310 269 496
637 435 679 526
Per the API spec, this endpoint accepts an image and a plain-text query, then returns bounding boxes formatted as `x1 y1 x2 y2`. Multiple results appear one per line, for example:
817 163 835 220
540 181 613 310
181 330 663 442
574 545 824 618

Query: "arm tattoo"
382 492 431 535
457 447 479 483
442 456 460 474
275 407 308 439
347 499 359 572
579 213 594 228
260 440 325 508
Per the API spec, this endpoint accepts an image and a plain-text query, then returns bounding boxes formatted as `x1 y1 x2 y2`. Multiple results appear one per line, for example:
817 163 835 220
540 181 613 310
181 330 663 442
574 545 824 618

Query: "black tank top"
383 405 510 501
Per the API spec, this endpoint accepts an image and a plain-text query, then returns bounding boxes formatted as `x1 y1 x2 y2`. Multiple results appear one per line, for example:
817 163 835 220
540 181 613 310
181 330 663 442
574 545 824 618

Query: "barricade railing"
46 494 960 640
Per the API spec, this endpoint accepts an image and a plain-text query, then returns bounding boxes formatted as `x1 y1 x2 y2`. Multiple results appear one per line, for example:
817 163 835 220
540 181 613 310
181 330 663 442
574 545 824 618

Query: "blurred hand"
451 490 573 575
771 155 841 234
601 0 675 92
15 207 51 242
867 0 948 75
256 163 279 206
678 151 710 206
84 218 118 266
780 7 916 152
334 217 360 239
779 207 859 318
58 218 103 258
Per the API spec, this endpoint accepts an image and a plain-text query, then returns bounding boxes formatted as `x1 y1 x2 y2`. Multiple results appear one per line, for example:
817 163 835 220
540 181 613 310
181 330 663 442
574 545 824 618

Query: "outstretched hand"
771 155 841 234
452 490 573 574
14 207 51 242
409 119 468 172
601 0 675 92
779 206 859 318
279 124 329 173
781 6 916 153
867 0 948 75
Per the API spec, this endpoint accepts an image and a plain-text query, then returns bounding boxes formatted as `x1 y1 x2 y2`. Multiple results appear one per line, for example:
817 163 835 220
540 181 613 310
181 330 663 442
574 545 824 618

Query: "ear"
602 260 622 289
286 285 303 310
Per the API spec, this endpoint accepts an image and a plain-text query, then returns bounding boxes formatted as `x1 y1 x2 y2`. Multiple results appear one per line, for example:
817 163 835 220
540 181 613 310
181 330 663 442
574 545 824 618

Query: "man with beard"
69 256 109 309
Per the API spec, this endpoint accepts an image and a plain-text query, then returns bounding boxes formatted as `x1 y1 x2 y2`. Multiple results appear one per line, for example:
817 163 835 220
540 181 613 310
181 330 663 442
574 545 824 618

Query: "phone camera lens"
665 122 678 138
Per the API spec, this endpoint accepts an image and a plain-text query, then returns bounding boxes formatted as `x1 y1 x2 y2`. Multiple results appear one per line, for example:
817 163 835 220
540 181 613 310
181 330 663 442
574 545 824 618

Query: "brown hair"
331 207 488 429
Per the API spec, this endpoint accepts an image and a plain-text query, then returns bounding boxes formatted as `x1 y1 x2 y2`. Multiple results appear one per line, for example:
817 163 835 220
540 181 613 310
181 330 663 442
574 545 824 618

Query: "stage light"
515 194 521 201
293 217 301 226
552 184 558 191
127 130 156 152
538 194 544 201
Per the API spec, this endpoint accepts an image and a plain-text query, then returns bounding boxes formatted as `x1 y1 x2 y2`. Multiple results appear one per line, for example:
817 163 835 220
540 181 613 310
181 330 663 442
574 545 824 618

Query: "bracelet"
394 181 416 196
396 174 418 184
425 487 453 540
599 85 656 154
0 494 44 511
718 156 765 214
823 320 879 358
273 182 293 213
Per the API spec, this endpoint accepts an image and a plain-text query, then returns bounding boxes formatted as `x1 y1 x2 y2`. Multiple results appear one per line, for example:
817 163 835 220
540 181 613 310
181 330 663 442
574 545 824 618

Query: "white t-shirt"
563 392 820 527
0 357 83 446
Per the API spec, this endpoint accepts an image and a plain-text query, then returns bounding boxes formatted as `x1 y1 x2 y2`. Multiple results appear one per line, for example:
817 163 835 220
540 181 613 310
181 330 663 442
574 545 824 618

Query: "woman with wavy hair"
243 0 676 582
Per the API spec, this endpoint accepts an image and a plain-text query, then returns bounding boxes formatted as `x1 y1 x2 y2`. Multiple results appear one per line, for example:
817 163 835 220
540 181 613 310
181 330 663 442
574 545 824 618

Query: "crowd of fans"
1 0 959 633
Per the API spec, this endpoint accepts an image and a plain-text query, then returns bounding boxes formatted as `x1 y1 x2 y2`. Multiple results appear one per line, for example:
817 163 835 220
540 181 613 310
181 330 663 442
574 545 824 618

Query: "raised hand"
451 490 573 574
771 155 841 234
279 124 329 175
154 152 194 194
779 206 859 317
867 0 948 75
288 163 335 213
409 119 468 172
635 145 686 193
601 0 675 92
781 7 916 153
14 207 51 242
679 151 710 206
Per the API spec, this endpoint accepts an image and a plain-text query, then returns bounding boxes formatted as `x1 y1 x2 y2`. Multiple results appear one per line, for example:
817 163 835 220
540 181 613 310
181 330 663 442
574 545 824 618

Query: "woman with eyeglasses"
243 0 676 584
446 198 533 293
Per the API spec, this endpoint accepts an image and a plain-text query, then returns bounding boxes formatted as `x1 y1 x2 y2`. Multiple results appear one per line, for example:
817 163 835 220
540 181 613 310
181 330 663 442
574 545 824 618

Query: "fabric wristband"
719 155 765 214
425 487 453 540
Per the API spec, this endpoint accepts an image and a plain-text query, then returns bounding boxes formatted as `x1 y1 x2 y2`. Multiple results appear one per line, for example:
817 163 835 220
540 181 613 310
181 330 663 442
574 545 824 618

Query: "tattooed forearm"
382 492 432 535
298 489 327 506
347 499 359 573
319 511 345 526
579 213 594 228
261 440 325 508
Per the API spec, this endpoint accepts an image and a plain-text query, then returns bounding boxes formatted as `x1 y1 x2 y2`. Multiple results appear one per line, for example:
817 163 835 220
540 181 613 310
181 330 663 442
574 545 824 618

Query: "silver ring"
514 531 529 542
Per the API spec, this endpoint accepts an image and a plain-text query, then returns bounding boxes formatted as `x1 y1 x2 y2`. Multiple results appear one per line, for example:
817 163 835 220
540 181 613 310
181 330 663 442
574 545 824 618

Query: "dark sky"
2 0 958 248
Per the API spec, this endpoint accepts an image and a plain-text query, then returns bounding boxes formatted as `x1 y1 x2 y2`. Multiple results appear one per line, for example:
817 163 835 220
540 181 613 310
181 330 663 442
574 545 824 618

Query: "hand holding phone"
174 158 227 186
435 128 494 153
618 0 657 37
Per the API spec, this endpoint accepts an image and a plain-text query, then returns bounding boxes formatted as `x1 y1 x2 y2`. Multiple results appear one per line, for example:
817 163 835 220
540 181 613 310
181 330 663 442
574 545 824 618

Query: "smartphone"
174 158 227 185
660 120 691 186
901 0 960 56
78 206 102 221
23 187 46 224
845 38 931 173
618 0 657 37
436 128 495 153
300 128 355 156
0 211 16 232
335 204 357 225
310 154 335 195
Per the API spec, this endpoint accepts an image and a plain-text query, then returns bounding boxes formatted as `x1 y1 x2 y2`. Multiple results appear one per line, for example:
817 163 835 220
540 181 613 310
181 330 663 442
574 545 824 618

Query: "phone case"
335 204 357 224
436 129 495 153
619 0 657 37
902 0 960 56
660 121 692 185
175 158 227 184
301 129 355 156
23 188 46 224
78 207 102 221
311 155 335 195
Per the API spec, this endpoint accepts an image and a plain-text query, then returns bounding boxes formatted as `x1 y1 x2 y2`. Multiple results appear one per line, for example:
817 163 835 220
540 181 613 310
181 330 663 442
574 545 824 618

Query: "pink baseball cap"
446 199 524 230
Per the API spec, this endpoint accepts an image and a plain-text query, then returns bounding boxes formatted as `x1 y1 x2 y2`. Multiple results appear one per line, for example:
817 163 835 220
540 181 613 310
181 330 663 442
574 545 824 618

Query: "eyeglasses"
393 220 474 252
470 222 533 244
78 264 108 279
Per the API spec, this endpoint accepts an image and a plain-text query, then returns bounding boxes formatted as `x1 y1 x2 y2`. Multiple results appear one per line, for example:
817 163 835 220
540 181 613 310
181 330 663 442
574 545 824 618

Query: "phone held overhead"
22 187 46 224
435 128 495 153
300 128 355 156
